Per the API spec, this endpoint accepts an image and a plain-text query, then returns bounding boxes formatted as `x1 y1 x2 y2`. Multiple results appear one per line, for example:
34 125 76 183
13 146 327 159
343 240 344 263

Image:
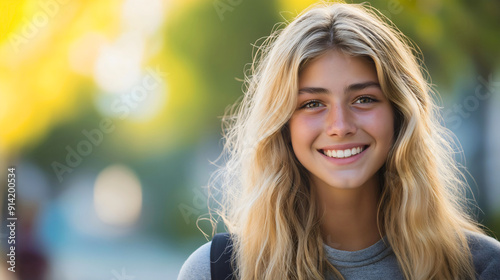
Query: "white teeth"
323 146 365 159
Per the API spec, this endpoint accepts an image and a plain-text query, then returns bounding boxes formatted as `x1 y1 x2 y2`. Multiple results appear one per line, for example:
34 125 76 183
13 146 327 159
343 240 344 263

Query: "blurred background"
0 0 499 279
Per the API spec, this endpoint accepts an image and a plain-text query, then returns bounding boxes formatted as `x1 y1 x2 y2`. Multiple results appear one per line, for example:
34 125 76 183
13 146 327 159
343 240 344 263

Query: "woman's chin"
312 173 378 191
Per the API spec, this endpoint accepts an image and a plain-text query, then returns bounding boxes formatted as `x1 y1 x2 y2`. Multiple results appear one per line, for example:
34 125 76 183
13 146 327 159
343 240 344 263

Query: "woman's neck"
314 175 382 251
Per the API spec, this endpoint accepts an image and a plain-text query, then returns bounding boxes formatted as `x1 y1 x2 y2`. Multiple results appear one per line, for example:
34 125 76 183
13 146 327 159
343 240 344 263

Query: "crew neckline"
323 237 392 268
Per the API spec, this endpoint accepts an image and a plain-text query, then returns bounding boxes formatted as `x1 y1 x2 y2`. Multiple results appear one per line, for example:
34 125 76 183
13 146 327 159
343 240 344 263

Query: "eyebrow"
298 81 381 95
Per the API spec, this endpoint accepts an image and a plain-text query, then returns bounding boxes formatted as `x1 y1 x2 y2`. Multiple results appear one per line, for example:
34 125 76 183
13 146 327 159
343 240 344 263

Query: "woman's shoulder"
177 241 212 280
466 230 500 278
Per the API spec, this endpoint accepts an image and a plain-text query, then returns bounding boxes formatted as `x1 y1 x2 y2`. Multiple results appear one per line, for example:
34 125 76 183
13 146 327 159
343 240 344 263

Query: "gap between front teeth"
324 147 364 159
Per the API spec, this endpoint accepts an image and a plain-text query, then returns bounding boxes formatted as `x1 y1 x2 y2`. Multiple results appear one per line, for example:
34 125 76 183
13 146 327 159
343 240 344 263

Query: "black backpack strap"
210 233 235 280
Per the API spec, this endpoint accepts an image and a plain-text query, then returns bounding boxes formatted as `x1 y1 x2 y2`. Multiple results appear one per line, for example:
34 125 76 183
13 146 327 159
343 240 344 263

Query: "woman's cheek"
292 114 323 137
362 107 394 145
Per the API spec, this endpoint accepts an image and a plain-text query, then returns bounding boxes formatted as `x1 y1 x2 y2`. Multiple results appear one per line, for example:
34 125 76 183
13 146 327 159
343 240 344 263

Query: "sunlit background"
1 0 499 279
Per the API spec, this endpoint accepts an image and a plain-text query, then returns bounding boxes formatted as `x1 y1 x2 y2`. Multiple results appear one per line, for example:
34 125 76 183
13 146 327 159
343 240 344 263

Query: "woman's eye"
302 100 323 109
354 96 376 104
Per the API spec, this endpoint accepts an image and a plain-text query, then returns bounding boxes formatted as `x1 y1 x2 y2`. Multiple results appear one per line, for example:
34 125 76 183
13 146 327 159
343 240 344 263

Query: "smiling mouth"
320 145 369 159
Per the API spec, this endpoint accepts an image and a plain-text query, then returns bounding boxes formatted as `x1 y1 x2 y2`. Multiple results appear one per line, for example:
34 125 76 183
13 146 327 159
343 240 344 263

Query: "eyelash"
300 100 324 109
354 96 378 104
299 96 378 109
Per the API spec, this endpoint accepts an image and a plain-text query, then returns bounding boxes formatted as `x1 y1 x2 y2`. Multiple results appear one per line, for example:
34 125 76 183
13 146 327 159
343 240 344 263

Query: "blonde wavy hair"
208 2 483 279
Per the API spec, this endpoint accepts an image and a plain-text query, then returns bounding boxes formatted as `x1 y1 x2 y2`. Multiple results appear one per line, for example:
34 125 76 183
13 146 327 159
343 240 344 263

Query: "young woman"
178 2 500 279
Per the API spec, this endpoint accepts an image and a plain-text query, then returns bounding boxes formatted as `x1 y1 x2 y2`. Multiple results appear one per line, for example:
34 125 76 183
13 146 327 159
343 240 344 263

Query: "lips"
319 144 369 159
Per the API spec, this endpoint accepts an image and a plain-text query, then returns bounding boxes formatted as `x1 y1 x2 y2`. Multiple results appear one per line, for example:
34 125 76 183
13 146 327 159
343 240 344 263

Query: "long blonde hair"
209 2 482 279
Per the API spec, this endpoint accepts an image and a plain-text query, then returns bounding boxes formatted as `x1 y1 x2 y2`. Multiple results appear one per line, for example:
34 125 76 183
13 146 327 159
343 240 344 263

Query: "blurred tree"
157 0 280 147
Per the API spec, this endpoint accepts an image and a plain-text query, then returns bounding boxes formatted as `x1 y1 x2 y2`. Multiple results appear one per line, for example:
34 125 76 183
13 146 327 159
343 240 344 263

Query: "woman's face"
289 50 394 190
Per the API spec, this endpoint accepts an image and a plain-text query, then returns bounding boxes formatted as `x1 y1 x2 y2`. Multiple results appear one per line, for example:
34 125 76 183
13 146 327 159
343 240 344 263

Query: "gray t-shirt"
178 231 500 279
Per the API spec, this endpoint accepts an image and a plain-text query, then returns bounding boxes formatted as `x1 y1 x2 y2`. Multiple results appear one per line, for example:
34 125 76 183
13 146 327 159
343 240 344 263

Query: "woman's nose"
325 105 357 137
